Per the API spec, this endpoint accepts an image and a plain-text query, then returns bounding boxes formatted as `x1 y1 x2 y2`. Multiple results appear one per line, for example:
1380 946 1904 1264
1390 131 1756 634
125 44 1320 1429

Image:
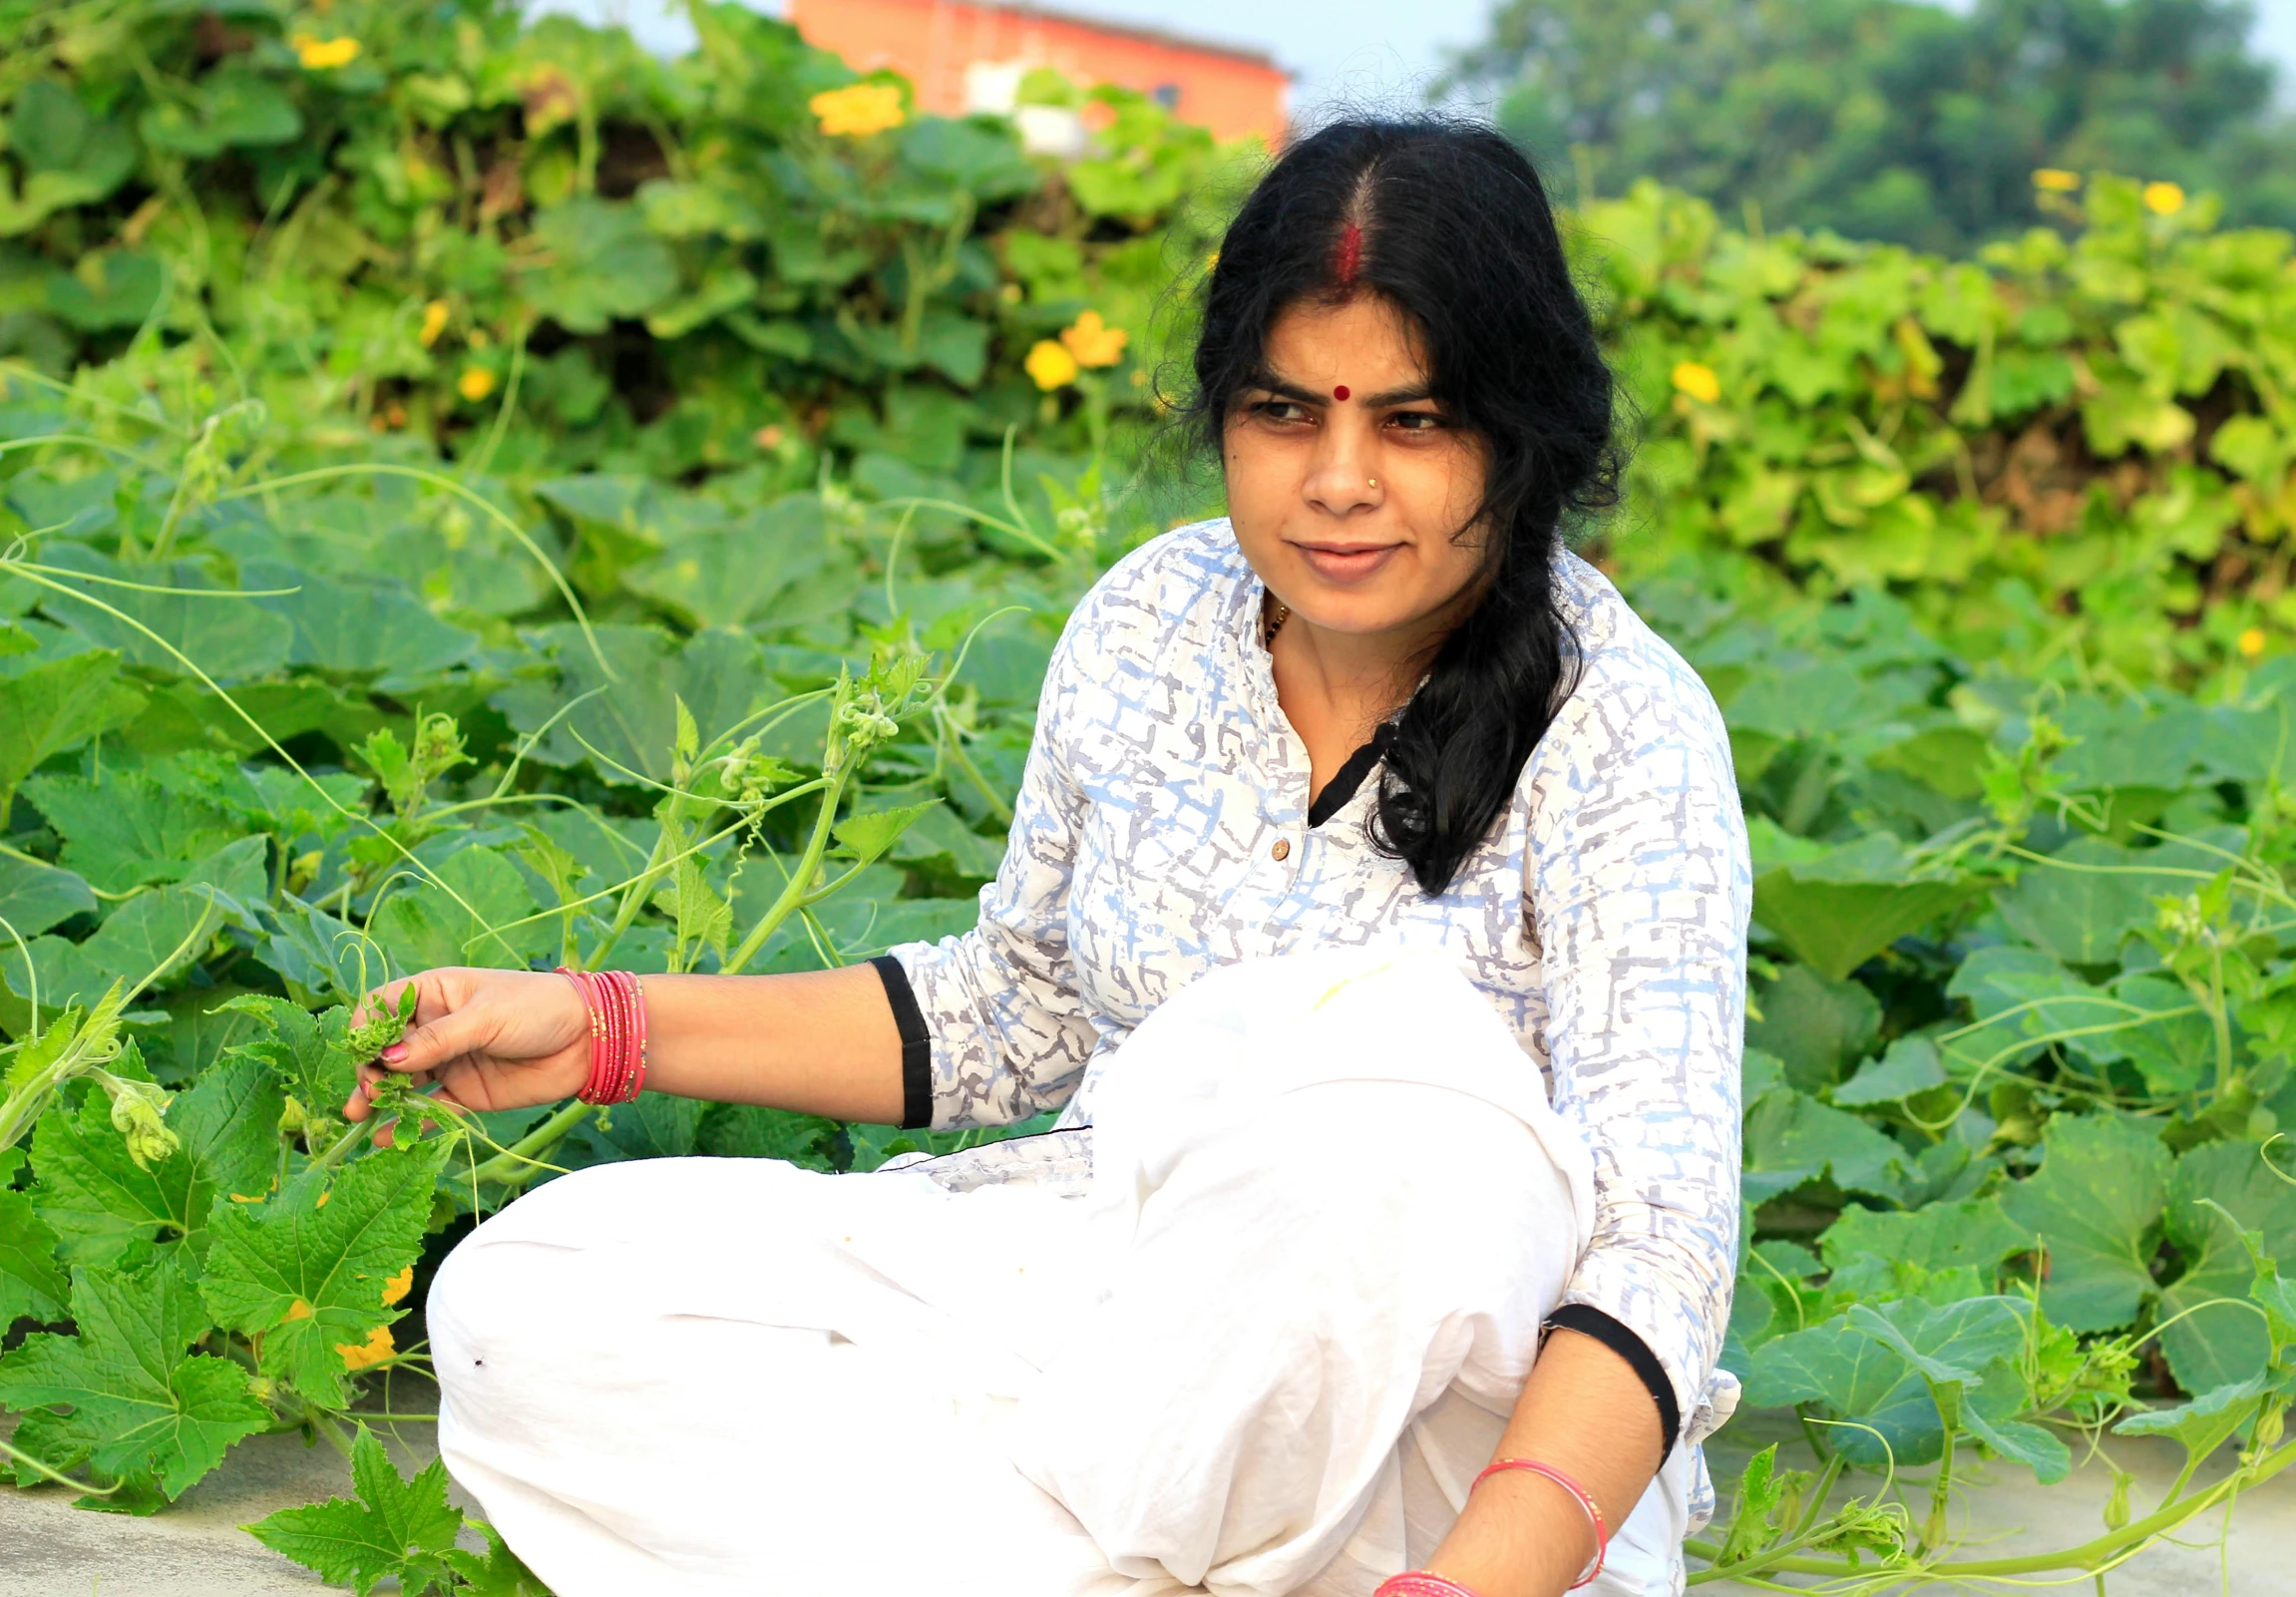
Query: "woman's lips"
1294 542 1401 583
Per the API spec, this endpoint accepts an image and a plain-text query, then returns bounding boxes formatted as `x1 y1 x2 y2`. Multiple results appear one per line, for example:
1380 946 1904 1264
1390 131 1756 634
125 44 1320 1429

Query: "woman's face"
1223 294 1490 648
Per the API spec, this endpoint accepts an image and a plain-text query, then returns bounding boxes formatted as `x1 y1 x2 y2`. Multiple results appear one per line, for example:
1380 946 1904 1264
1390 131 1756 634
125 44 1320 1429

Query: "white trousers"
429 952 1696 1596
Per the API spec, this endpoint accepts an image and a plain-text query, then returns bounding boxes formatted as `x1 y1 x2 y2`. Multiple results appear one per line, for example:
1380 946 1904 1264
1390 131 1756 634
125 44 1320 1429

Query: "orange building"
786 0 1290 146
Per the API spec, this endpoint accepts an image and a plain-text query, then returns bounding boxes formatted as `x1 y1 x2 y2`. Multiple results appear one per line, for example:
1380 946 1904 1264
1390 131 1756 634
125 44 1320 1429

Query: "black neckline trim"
1308 724 1395 829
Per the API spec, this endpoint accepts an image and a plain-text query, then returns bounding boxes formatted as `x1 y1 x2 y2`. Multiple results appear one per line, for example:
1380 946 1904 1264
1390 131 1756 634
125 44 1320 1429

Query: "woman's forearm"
1424 1327 1666 1597
638 966 908 1124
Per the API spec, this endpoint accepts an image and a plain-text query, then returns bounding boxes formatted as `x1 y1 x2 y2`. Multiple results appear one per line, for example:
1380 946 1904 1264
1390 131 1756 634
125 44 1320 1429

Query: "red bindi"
1333 385 1350 401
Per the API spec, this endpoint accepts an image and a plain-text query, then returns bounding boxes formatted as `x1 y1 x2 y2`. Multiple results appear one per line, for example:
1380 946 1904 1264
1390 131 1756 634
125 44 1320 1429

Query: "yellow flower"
810 84 906 139
1059 309 1128 368
458 366 496 402
2032 169 2081 194
291 33 361 70
1671 361 1722 405
1025 339 1080 391
2240 626 2268 659
380 1265 415 1307
2143 182 2186 216
337 1325 396 1372
418 299 449 348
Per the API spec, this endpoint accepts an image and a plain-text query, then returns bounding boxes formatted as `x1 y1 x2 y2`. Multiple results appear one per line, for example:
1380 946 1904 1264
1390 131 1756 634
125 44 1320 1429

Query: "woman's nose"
1303 429 1379 516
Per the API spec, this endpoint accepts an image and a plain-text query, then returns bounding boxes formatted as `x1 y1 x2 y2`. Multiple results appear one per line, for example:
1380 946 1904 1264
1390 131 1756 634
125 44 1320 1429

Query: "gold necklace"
1261 596 1291 649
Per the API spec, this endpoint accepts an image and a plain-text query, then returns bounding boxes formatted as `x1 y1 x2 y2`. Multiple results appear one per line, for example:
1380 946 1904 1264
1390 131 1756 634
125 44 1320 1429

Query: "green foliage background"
1454 0 2296 252
1 1 2293 1592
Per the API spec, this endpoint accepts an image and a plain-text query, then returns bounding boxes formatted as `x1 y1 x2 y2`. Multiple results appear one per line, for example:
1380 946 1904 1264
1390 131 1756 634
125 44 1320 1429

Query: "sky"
537 0 2296 116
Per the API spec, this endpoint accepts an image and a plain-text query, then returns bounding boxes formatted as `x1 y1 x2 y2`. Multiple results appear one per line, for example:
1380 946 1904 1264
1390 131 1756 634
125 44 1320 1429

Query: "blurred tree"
1448 0 2296 248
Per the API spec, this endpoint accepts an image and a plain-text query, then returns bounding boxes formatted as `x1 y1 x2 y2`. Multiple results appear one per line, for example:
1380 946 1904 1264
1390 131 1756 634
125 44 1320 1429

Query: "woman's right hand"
342 967 592 1133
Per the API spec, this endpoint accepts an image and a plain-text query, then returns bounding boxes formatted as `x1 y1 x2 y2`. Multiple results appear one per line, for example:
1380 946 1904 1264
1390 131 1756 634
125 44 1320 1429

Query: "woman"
347 118 1748 1597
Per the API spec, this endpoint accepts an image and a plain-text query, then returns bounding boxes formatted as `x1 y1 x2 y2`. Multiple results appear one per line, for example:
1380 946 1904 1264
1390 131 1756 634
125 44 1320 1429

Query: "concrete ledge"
0 1421 479 1597
4 1411 2290 1596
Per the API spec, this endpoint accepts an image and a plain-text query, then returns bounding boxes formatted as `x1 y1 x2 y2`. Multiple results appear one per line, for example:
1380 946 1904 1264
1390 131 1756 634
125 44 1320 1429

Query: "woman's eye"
1252 399 1311 423
1388 410 1444 431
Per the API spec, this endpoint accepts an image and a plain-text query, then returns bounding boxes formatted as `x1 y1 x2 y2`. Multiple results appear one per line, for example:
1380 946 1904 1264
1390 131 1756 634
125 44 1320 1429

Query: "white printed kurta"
428 523 1753 1597
889 519 1752 1449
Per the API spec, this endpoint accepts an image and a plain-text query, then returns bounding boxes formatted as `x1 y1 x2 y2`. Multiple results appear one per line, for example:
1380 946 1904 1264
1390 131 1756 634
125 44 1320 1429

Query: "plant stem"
0 1434 123 1496
721 771 849 976
584 828 671 971
1687 1437 2296 1583
1684 1455 1847 1586
1923 1422 1956 1554
308 1112 377 1173
459 1098 595 1190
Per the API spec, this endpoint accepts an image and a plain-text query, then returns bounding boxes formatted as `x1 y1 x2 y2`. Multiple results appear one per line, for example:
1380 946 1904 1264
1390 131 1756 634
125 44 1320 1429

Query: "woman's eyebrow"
1358 382 1435 407
1243 373 1329 405
1245 373 1436 408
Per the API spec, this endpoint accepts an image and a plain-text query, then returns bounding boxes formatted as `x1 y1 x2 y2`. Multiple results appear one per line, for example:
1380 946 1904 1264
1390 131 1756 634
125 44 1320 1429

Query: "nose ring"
1367 477 1378 489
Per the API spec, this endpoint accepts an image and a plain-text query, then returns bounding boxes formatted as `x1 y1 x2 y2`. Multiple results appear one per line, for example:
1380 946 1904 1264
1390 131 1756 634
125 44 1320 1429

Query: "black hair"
1183 117 1620 897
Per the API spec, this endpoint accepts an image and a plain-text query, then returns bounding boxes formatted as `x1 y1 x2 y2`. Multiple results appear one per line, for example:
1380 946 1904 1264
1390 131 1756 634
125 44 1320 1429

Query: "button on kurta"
1271 839 1291 861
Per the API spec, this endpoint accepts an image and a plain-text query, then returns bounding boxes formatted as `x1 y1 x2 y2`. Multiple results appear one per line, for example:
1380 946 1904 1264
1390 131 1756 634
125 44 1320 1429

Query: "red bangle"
1373 1577 1481 1597
555 967 648 1105
1471 1458 1607 1589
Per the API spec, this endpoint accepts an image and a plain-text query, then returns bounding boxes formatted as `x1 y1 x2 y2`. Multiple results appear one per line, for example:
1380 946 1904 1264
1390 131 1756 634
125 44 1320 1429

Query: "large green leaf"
1740 1311 1942 1469
622 495 844 630
1752 833 1974 982
1742 1087 1911 1204
1994 834 2234 968
367 846 550 976
0 852 97 940
2114 1376 2269 1474
2107 973 2214 1095
1999 1114 2170 1331
242 562 478 682
2155 1141 2296 1395
39 545 292 683
492 624 790 785
201 1138 450 1409
0 1255 268 1505
245 1425 468 1597
1847 1296 2070 1481
1744 963 1881 1091
1819 1196 2030 1280
0 647 148 819
696 1103 843 1167
0 1147 69 1326
524 199 679 333
23 764 250 894
0 82 135 235
899 118 1038 200
568 1091 705 1164
1831 1033 1948 1105
1945 946 2124 1072
29 1052 281 1273
137 62 301 158
212 995 361 1123
3 840 265 1010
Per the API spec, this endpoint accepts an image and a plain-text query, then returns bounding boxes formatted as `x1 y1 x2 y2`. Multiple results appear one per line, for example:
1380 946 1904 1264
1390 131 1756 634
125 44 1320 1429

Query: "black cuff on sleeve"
868 955 933 1131
1543 1304 1682 1456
